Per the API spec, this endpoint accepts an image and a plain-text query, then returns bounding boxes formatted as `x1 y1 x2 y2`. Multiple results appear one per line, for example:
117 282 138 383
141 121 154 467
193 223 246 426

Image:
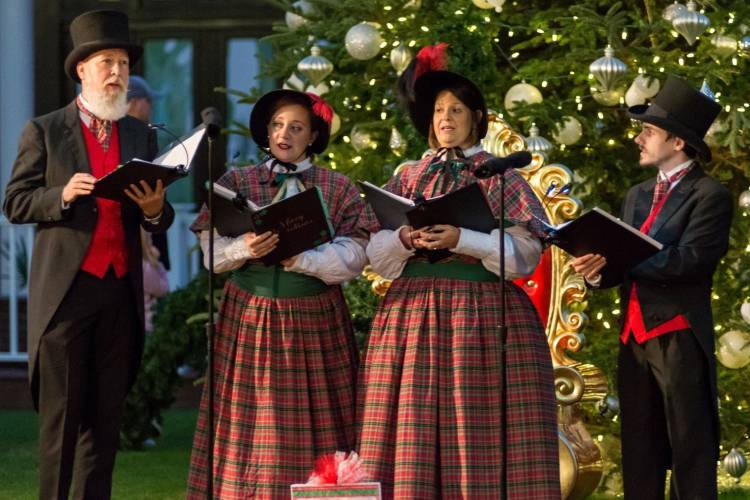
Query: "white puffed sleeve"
282 236 368 285
199 230 252 273
451 225 542 279
365 227 416 280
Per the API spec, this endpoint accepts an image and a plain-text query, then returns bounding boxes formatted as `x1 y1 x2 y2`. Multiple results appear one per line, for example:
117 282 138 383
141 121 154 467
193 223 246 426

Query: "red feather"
306 92 334 125
310 453 339 484
414 42 449 80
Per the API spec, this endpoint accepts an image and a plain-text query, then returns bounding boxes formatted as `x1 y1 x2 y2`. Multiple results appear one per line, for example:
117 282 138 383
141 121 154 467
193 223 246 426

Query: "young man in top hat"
3 9 174 499
571 75 732 499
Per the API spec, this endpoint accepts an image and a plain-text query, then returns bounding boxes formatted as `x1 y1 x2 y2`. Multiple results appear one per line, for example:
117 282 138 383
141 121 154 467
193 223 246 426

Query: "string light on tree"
345 22 383 60
672 0 710 46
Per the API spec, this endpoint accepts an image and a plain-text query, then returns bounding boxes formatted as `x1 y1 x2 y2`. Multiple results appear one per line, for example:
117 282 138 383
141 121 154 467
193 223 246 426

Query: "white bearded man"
3 10 174 499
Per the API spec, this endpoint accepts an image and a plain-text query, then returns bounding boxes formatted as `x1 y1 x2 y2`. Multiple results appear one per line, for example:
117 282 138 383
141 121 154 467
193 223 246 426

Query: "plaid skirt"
187 279 358 499
357 276 560 499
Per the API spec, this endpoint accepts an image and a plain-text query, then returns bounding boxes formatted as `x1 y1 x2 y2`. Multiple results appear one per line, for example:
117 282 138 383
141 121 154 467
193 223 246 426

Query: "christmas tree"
231 0 750 491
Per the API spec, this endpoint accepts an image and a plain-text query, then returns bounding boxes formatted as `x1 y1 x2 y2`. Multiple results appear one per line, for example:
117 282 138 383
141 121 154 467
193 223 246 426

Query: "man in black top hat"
3 10 174 498
571 75 732 499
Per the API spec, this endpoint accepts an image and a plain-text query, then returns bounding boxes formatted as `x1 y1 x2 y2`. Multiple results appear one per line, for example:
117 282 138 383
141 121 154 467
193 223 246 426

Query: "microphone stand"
497 170 508 500
205 122 221 500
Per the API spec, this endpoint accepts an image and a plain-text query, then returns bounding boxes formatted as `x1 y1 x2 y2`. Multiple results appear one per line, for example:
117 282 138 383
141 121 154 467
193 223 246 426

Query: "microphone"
148 122 190 172
201 106 222 139
473 151 532 179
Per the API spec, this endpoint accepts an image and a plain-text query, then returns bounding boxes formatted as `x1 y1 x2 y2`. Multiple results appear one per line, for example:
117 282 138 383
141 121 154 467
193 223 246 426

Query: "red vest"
80 121 129 278
621 190 690 344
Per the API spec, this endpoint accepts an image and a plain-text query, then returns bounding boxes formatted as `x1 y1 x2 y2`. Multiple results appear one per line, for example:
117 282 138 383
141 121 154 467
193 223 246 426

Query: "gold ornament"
297 45 333 87
350 126 374 152
330 112 341 136
672 0 710 46
716 330 750 369
711 34 738 57
739 189 750 209
472 0 505 12
591 85 625 107
552 116 583 146
742 302 750 325
504 82 543 114
390 44 412 75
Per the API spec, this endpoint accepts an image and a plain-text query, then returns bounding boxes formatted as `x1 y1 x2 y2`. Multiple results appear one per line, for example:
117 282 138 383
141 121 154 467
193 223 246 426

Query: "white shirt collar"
424 143 485 159
264 156 313 173
659 159 693 183
77 94 94 127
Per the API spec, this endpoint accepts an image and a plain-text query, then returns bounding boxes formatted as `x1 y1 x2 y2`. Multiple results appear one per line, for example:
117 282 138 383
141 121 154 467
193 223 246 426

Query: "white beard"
85 88 128 121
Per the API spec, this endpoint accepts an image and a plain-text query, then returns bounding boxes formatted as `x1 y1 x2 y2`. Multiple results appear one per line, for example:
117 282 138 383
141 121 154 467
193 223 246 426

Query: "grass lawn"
1 407 748 499
0 409 197 499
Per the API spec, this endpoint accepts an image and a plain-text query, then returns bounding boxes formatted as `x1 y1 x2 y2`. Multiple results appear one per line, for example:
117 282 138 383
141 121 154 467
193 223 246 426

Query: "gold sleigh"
363 113 607 499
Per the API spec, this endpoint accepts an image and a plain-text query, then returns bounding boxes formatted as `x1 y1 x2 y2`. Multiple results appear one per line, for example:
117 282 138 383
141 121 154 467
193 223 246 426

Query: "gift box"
290 482 381 499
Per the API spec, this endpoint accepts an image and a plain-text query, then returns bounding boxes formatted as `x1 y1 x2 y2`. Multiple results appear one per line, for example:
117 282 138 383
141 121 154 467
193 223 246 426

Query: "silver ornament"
525 124 554 159
743 301 750 325
389 127 407 155
672 0 710 46
297 45 333 87
350 126 373 152
390 44 413 75
740 189 750 209
723 448 748 482
739 36 750 52
596 395 620 419
712 34 738 57
345 23 382 61
663 2 686 22
589 45 628 91
285 0 313 31
700 79 716 101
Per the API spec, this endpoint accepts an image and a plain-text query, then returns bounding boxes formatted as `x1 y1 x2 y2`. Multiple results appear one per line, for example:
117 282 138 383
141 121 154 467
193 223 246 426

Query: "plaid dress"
357 151 561 498
187 163 375 499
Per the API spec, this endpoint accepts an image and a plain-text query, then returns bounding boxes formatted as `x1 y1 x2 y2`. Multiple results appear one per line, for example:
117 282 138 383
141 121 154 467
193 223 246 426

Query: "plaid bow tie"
649 167 691 215
76 97 112 151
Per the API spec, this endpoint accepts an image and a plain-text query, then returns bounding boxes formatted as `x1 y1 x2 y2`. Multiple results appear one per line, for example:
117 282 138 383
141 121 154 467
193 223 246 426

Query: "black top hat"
64 10 143 83
627 75 720 161
411 70 488 140
249 89 331 155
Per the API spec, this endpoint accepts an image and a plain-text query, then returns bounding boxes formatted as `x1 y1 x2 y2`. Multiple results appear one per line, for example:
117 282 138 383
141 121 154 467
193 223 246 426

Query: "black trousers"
618 330 717 500
37 269 137 500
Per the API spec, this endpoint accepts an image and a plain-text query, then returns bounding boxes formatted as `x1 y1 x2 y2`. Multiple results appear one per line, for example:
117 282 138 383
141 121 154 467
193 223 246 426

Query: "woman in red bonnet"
186 90 375 499
357 44 560 498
